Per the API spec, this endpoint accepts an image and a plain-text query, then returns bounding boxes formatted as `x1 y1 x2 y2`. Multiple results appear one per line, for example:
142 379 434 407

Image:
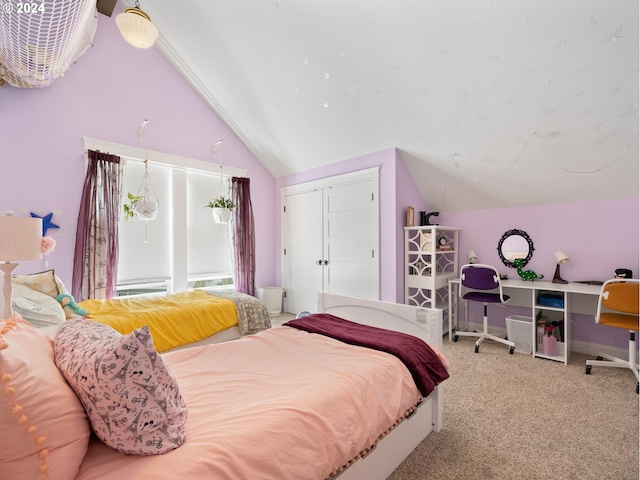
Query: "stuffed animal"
513 258 544 281
56 293 88 318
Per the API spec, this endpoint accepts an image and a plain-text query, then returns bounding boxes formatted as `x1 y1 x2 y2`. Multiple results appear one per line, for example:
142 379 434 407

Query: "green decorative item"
205 196 236 209
205 196 235 224
56 293 89 317
123 192 144 221
514 258 544 281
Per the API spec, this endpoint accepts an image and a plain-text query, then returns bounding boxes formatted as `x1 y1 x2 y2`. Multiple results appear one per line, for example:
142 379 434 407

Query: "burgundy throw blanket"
284 313 449 397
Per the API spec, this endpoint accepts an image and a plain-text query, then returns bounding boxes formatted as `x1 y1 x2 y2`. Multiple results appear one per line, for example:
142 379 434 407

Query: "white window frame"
82 137 247 296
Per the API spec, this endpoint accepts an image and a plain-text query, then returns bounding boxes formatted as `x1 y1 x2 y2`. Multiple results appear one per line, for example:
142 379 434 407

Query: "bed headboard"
317 293 443 348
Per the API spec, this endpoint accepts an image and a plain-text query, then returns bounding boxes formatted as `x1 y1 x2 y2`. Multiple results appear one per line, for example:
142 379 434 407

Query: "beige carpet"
388 336 639 480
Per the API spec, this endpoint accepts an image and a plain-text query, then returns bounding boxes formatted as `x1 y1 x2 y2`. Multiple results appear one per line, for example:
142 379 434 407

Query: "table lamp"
552 251 570 284
0 215 42 318
468 250 478 264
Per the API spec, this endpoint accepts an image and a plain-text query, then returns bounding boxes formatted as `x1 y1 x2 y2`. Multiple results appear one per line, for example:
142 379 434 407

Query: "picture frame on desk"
406 206 415 227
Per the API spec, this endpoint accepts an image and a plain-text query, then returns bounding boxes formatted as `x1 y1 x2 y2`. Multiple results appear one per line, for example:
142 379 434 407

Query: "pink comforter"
75 326 424 480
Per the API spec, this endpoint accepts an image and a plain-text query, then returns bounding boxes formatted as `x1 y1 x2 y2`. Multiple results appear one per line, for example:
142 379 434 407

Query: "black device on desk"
615 268 633 279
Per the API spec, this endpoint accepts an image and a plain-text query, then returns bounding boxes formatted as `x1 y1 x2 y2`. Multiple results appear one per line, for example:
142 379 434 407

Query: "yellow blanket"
78 290 238 352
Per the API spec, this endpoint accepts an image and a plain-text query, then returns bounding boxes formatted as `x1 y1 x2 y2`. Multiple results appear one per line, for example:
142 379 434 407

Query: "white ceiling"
130 0 638 211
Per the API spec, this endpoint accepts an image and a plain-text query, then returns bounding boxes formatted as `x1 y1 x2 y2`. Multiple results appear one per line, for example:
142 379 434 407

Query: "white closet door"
323 182 378 300
282 170 379 314
282 190 324 315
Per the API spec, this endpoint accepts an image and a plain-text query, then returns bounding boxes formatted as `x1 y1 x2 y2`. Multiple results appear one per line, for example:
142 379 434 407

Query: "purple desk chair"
454 264 516 354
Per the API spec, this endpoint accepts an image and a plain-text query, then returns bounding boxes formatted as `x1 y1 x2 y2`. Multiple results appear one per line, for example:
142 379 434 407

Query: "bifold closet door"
323 182 378 300
282 179 379 314
282 189 324 315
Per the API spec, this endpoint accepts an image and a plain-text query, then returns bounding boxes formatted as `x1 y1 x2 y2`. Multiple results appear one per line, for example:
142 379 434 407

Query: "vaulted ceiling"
122 0 638 211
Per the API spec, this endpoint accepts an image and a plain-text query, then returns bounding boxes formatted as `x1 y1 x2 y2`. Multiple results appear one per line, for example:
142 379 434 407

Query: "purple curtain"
72 150 122 301
231 177 256 296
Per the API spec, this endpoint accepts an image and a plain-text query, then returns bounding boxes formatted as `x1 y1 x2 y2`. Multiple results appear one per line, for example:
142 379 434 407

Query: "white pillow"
11 284 66 328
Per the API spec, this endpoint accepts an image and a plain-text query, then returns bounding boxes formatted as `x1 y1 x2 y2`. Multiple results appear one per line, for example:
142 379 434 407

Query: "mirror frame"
497 229 534 268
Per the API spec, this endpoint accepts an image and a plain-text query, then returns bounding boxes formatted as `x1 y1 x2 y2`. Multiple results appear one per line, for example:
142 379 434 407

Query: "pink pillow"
54 317 187 455
0 318 90 480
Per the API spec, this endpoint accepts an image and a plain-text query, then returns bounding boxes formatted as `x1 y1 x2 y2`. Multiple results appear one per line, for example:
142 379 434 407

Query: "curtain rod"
82 137 248 178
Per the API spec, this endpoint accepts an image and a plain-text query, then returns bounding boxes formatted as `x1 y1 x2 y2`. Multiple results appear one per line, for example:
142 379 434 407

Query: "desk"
448 278 602 364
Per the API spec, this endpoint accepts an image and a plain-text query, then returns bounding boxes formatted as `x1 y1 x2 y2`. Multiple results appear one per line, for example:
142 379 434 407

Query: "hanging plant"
123 192 144 221
121 120 161 243
133 158 160 221
204 141 235 224
205 196 236 209
205 197 235 224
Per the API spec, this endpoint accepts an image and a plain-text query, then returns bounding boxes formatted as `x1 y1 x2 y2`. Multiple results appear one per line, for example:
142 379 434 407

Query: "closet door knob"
316 260 323 265
323 260 329 265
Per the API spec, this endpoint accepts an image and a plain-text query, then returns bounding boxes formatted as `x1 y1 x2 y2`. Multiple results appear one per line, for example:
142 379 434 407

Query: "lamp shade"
0 216 42 261
554 251 570 265
116 7 159 49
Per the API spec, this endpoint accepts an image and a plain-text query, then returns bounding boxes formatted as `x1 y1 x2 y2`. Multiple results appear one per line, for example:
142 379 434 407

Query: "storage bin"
506 315 533 354
258 287 284 316
537 293 564 308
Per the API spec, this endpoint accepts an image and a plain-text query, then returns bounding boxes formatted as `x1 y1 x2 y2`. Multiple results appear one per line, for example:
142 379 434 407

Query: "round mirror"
497 229 534 268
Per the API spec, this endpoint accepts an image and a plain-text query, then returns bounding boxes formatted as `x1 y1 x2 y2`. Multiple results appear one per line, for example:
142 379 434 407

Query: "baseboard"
452 322 632 361
571 340 629 360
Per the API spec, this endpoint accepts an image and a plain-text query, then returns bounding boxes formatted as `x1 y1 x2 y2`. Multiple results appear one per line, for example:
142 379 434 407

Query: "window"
117 161 236 297
82 138 247 299
117 161 172 295
186 170 233 280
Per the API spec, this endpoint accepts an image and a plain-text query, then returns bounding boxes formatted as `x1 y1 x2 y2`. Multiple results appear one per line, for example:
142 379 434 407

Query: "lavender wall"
0 15 279 290
441 197 640 349
394 149 429 301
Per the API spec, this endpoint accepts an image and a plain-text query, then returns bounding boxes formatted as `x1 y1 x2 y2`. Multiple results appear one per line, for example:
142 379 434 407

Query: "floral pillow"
0 318 90 480
12 269 67 299
53 317 187 455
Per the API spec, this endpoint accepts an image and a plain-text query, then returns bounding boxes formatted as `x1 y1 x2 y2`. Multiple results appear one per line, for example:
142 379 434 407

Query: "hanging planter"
133 198 159 220
123 158 160 222
211 207 232 224
205 143 235 224
121 119 160 242
206 196 235 224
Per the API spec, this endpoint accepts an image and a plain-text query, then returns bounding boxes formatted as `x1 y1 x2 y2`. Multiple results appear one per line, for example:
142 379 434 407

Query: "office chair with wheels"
453 263 515 354
585 278 639 393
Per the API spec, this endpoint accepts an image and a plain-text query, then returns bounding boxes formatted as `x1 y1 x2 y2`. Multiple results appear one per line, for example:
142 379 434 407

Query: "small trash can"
258 287 283 316
505 315 533 354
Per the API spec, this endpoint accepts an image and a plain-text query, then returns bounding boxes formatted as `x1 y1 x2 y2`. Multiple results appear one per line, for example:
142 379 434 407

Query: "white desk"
448 278 602 364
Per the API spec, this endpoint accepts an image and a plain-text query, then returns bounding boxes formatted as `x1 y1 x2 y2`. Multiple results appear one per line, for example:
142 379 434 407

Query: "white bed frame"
317 293 444 480
41 293 442 478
